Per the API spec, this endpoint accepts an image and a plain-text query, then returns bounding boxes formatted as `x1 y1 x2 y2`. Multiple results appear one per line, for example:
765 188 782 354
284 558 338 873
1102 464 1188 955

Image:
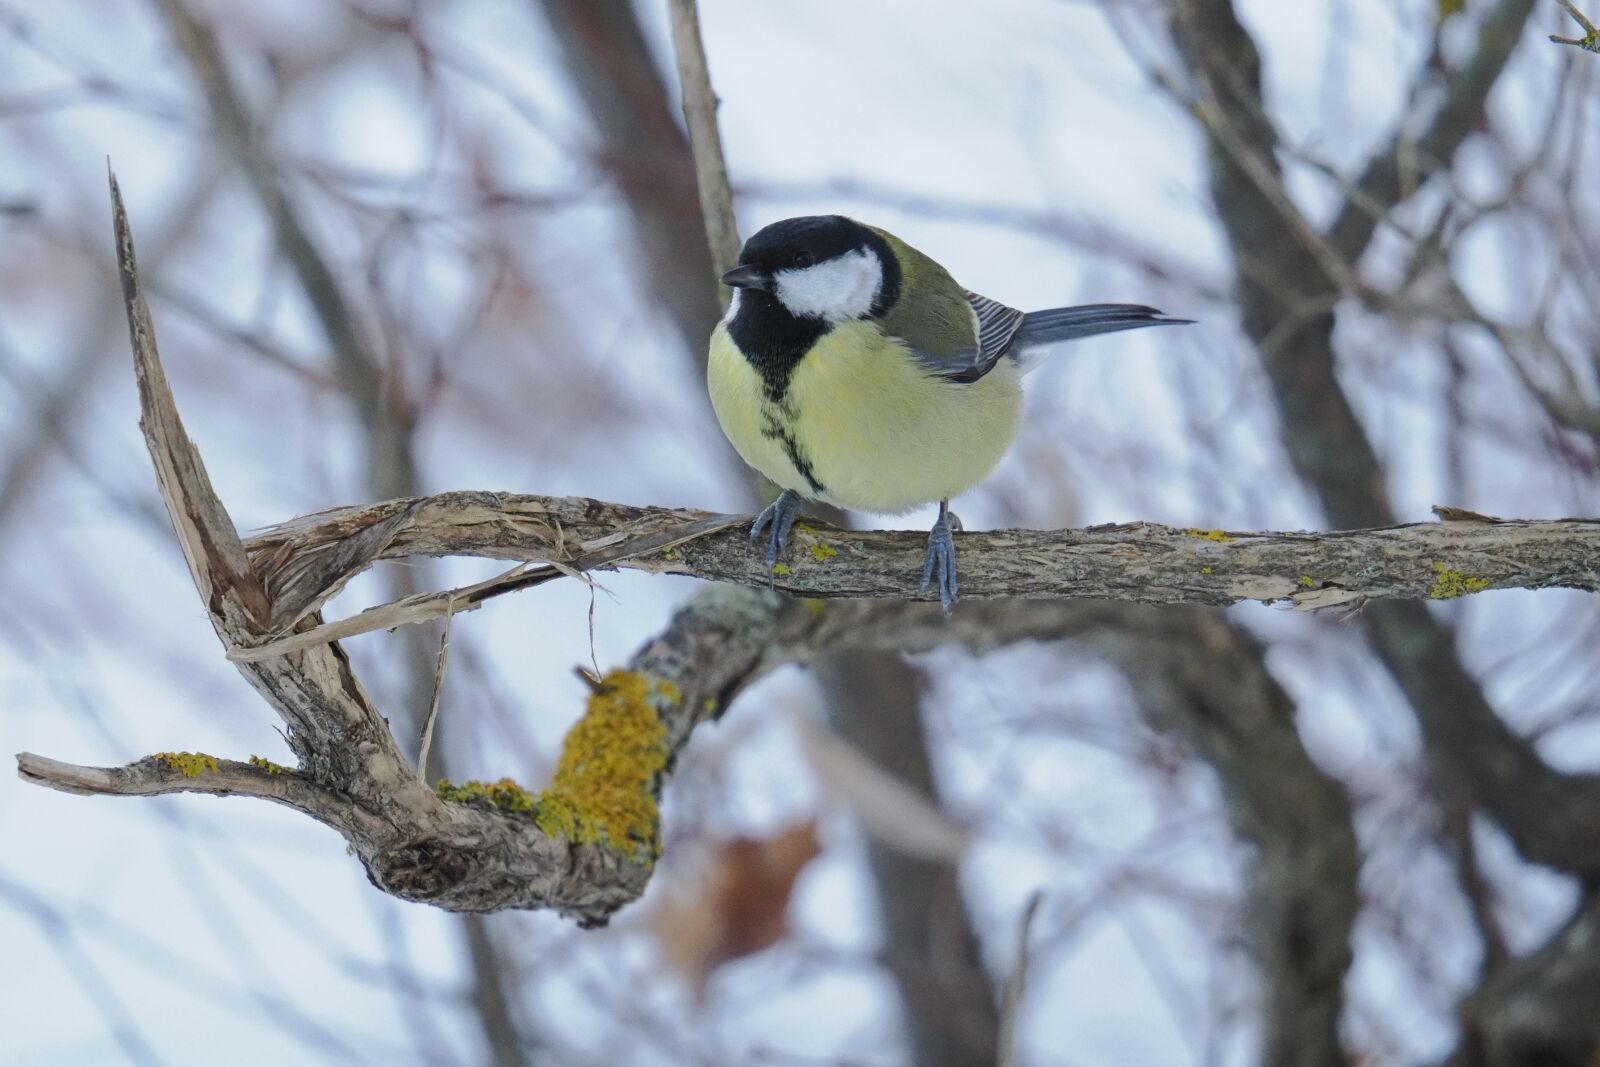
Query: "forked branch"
13 175 1600 923
1552 0 1600 51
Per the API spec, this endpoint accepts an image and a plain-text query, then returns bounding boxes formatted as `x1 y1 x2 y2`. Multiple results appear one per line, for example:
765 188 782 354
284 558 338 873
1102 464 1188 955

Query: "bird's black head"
721 215 900 323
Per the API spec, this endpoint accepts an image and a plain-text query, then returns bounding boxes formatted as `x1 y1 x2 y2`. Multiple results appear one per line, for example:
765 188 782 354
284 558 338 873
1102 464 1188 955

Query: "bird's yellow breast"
708 320 1022 514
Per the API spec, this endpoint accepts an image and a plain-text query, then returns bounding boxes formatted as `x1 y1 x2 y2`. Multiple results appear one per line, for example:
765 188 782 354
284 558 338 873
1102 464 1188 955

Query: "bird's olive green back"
868 227 976 361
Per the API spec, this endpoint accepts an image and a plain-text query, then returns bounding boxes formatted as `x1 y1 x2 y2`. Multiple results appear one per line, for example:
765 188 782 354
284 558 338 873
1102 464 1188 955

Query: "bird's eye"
793 250 815 269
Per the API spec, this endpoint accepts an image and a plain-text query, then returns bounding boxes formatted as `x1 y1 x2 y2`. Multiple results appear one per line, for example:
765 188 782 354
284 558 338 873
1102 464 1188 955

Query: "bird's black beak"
720 264 772 291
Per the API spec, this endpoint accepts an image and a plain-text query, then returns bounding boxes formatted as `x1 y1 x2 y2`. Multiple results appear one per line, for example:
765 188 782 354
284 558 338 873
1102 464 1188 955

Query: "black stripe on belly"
760 409 825 495
728 291 828 403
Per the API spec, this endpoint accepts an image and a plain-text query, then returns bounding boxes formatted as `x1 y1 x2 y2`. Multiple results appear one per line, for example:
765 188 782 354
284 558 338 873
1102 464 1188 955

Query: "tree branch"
1166 0 1600 881
18 172 1600 937
12 173 730 925
816 653 1000 1067
16 753 385 838
1455 890 1600 1064
666 11 1001 1066
1326 0 1538 264
1550 0 1600 54
234 491 1600 652
667 0 741 300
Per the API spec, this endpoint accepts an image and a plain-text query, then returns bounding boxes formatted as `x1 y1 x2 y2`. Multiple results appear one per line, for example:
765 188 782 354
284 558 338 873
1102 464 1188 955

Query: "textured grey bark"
239 490 1600 638
16 175 650 923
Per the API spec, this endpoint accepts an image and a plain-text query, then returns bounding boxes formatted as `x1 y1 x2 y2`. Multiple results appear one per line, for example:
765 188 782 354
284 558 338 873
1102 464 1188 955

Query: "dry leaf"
650 820 821 998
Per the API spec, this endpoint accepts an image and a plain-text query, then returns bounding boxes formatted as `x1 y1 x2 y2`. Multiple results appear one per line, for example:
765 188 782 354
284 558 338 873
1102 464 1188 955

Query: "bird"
706 215 1191 612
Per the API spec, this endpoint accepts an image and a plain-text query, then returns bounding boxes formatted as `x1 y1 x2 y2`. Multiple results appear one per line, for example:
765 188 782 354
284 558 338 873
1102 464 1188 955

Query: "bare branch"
667 0 741 298
234 510 745 661
16 753 382 837
1551 0 1600 52
22 171 1600 953
15 173 716 924
1165 0 1600 881
416 615 452 783
235 490 1600 643
109 167 272 638
1326 0 1539 263
1457 891 1600 1063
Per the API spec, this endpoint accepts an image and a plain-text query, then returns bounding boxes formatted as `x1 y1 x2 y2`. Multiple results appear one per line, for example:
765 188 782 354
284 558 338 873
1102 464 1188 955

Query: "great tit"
707 215 1190 611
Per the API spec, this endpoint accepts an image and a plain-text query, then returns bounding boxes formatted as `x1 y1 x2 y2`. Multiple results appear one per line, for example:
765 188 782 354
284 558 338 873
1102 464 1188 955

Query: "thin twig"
667 0 742 301
1552 0 1600 50
416 610 452 784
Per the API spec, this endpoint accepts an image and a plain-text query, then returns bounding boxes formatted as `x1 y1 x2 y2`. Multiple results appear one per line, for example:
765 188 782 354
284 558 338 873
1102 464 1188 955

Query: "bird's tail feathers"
1012 303 1192 373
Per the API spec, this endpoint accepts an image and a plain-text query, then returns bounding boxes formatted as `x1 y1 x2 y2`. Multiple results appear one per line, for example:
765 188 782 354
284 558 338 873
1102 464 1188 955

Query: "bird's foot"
751 489 803 571
920 502 959 614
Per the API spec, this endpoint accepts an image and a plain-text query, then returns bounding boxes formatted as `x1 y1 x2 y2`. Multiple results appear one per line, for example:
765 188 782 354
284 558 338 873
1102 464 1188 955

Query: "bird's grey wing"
906 295 1192 383
907 290 1025 385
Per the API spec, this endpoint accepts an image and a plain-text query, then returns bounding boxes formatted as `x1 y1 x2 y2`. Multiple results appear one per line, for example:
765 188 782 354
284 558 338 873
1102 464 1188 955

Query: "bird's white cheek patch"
775 249 882 323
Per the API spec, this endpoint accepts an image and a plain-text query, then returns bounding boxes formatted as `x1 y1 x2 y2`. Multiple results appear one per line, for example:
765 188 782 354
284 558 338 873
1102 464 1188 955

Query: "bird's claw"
750 489 803 571
920 507 959 614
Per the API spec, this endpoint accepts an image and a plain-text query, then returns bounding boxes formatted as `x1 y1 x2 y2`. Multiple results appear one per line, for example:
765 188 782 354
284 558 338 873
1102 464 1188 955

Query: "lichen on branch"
533 671 669 861
435 671 670 863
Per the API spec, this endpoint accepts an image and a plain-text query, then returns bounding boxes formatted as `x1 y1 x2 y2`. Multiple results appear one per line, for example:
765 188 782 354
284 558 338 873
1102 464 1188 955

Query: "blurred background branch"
5 1 1600 1064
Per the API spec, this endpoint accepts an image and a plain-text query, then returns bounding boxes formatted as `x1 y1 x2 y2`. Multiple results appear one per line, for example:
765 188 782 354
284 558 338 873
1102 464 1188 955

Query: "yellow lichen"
533 670 667 862
1201 566 1214 575
1300 576 1315 588
808 542 838 562
154 751 218 777
1179 527 1234 542
248 755 290 775
772 562 792 576
660 546 677 561
436 672 669 862
436 777 537 813
1430 562 1489 600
